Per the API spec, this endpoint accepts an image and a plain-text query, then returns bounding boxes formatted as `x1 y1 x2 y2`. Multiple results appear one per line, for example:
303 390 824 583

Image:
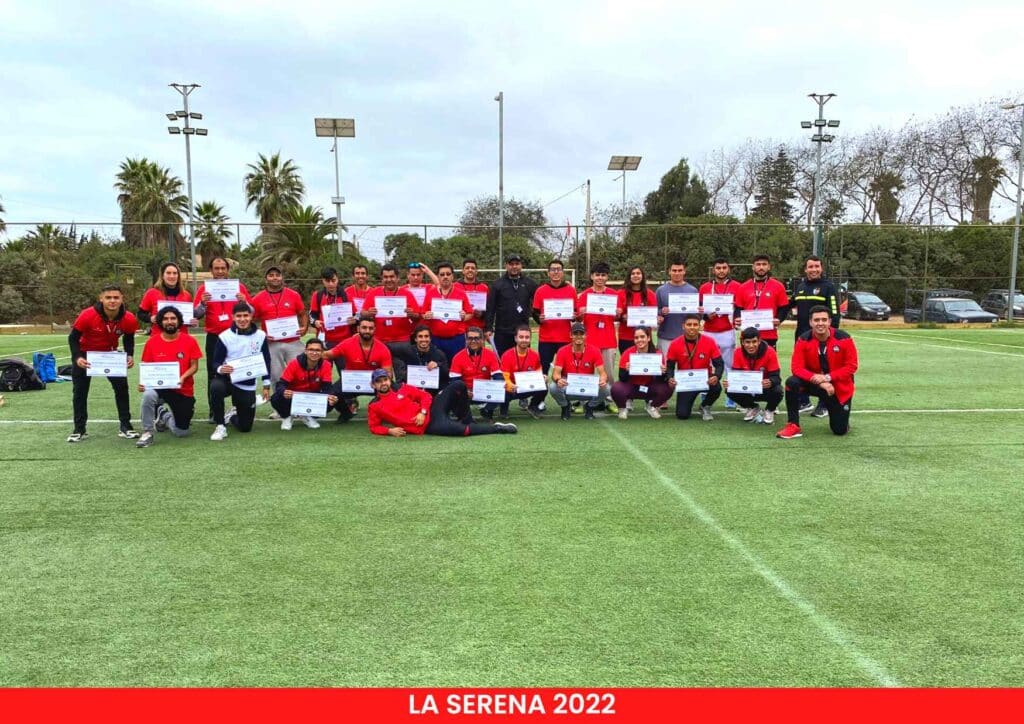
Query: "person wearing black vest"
790 256 840 416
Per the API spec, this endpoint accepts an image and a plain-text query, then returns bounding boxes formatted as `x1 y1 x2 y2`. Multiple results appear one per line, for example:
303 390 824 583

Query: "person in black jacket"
485 253 538 357
390 325 450 393
790 255 840 416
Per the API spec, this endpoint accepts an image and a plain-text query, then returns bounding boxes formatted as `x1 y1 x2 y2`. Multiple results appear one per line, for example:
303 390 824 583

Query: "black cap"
264 265 283 275
506 253 523 263
371 368 390 382
570 322 586 334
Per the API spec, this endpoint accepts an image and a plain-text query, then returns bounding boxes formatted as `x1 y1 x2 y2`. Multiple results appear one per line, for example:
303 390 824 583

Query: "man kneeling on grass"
270 337 346 431
367 368 517 437
136 306 203 448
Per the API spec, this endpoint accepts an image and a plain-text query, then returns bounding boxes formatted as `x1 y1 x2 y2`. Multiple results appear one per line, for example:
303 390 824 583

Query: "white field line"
602 422 901 687
0 344 65 357
858 330 1024 350
857 332 1024 358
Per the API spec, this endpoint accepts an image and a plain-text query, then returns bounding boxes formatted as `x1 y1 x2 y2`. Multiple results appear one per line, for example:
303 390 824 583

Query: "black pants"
727 383 783 411
209 376 257 431
498 389 546 415
676 384 722 419
784 376 852 435
270 382 349 420
156 389 196 431
618 339 633 354
204 331 219 415
71 363 132 432
764 338 778 349
425 379 502 436
538 341 563 375
492 332 516 358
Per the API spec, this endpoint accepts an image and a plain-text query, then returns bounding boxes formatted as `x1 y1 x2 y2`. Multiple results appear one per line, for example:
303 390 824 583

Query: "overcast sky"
2 0 1022 256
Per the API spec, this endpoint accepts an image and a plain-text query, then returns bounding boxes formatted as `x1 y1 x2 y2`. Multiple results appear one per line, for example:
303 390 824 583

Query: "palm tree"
258 204 335 269
868 172 905 224
193 200 233 265
21 223 77 269
970 155 1003 224
243 152 305 233
115 158 188 252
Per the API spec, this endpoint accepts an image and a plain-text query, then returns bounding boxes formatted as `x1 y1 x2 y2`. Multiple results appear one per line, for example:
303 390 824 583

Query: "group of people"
66 252 856 444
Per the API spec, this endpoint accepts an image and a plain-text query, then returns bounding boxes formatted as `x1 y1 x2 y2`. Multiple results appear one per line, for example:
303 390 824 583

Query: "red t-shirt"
731 344 780 374
699 278 742 333
424 285 473 339
280 356 334 393
251 287 306 343
401 284 430 310
195 281 252 336
73 305 140 353
577 287 620 350
344 284 374 319
367 385 433 436
140 287 195 334
618 345 665 386
454 281 488 329
553 343 605 376
734 277 789 341
309 288 354 345
449 347 501 393
331 335 393 371
140 332 203 397
616 287 658 341
533 283 577 343
666 334 722 373
500 347 543 374
364 287 421 344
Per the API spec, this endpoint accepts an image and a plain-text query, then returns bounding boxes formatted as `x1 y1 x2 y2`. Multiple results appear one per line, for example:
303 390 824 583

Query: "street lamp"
1000 101 1024 323
495 91 504 265
167 83 206 289
314 117 356 252
351 225 378 255
608 155 642 236
802 93 839 256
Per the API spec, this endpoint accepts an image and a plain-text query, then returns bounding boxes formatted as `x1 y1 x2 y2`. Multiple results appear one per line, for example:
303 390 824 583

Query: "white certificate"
514 370 546 392
431 299 462 322
323 302 353 330
375 296 407 318
205 279 240 301
585 293 618 316
471 379 506 403
466 291 487 311
565 373 599 397
407 286 427 306
291 392 329 418
668 293 700 314
626 306 659 327
341 370 373 393
728 371 763 394
702 294 734 316
673 368 709 392
264 316 299 340
740 308 774 331
86 351 127 377
157 300 194 325
407 365 440 389
628 353 663 376
139 362 180 390
226 353 268 383
352 297 365 315
544 298 575 320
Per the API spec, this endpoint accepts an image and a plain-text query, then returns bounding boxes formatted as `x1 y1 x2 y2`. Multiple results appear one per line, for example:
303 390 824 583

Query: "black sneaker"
560 406 571 421
481 408 494 421
526 405 543 420
118 424 140 439
811 404 829 418
494 422 518 434
67 431 88 443
584 406 596 420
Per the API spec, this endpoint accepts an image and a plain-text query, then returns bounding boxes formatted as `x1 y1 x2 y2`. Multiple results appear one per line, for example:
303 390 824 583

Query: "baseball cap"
264 265 283 275
570 322 586 334
371 368 390 382
506 253 523 263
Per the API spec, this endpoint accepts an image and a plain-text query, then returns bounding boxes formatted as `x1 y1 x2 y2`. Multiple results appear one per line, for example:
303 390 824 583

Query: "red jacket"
367 384 433 436
790 329 858 403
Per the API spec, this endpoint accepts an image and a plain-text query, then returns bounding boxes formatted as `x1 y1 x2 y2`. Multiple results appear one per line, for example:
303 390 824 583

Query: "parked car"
980 289 1024 320
843 291 891 320
903 297 999 324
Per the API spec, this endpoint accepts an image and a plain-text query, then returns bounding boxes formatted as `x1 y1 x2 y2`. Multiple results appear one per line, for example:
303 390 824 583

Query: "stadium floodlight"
827 120 840 127
802 92 840 256
195 128 208 136
814 119 827 127
167 82 204 289
811 134 823 142
166 113 178 121
608 155 642 233
175 110 187 118
1001 100 1024 322
189 112 202 120
167 126 181 134
801 121 813 129
314 117 357 248
182 127 195 135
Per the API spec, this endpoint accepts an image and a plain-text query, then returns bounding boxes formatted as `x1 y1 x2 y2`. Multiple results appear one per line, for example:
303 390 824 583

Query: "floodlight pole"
805 92 837 257
495 91 504 266
1006 102 1024 323
332 136 343 249
170 82 201 290
585 179 592 278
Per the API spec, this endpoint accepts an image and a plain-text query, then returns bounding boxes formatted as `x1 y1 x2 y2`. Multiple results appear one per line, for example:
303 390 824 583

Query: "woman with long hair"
616 265 657 353
611 326 671 419
138 261 193 331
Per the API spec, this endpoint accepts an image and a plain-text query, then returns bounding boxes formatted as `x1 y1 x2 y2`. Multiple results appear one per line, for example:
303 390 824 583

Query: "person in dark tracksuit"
485 253 538 357
790 255 840 416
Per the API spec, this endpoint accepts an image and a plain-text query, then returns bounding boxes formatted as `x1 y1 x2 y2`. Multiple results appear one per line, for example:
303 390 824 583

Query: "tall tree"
458 196 551 250
868 172 905 224
970 155 1003 224
638 157 710 223
749 148 797 222
244 152 306 232
114 158 188 252
194 201 233 263
0 195 6 234
20 223 78 268
257 204 334 269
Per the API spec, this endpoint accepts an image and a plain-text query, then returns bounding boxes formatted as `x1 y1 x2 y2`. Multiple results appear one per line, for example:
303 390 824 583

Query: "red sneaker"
776 423 802 439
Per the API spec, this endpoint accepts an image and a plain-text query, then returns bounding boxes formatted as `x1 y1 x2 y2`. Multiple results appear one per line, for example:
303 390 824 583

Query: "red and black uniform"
424 284 473 361
139 286 194 334
733 276 789 345
328 334 394 408
699 278 742 334
251 287 306 343
365 286 420 345
449 347 502 395
309 287 355 374
532 281 577 374
665 334 724 419
577 287 620 351
617 287 658 352
499 346 546 411
785 329 858 435
454 280 488 331
270 353 344 420
612 346 671 409
141 331 203 432
344 284 374 319
726 341 783 411
368 379 504 438
68 303 140 434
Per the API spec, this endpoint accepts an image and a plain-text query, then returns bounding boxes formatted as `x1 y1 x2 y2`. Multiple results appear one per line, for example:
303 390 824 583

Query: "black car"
903 297 999 324
843 291 891 320
980 289 1024 320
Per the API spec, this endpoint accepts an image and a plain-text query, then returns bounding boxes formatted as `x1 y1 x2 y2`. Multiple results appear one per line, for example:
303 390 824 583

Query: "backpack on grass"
0 358 47 392
33 352 58 383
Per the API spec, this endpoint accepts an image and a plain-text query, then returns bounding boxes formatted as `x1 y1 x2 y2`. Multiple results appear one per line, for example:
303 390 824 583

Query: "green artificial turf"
0 329 1022 686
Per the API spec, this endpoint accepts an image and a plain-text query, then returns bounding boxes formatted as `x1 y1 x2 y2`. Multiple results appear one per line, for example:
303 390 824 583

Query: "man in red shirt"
733 254 789 347
576 261 620 414
325 316 394 416
250 265 307 395
194 255 252 421
270 338 344 430
67 284 140 442
499 324 546 419
724 326 783 425
532 259 577 375
548 322 610 420
309 266 357 374
364 263 421 350
402 262 431 309
367 369 517 437
422 261 474 362
700 257 742 409
454 258 488 331
344 264 374 319
135 306 203 448
665 314 724 421
777 306 859 439
449 327 503 420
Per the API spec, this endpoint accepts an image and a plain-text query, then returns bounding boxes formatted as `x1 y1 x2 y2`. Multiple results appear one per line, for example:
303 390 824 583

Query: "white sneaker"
268 410 281 420
762 410 775 425
743 406 761 422
280 416 293 431
210 424 228 441
700 406 714 421
617 407 629 420
302 416 321 429
224 407 237 426
646 404 661 419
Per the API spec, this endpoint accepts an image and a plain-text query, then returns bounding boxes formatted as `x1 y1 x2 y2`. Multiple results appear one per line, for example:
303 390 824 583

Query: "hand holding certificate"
628 353 662 376
226 354 268 383
673 368 709 391
667 293 700 314
265 316 300 340
543 298 574 320
740 309 774 331
585 294 618 316
430 299 462 322
514 370 546 392
565 373 599 397
375 296 407 318
323 302 353 331
407 365 440 389
205 279 240 301
702 294 734 316
291 392 329 418
86 351 127 377
471 379 506 403
139 362 180 390
727 370 763 393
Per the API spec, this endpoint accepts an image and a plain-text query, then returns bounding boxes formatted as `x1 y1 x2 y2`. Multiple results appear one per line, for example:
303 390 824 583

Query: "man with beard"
733 254 789 348
250 265 307 396
135 306 203 448
486 253 538 357
208 302 271 441
665 314 724 421
724 326 783 426
195 255 253 421
325 315 394 418
391 325 450 392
